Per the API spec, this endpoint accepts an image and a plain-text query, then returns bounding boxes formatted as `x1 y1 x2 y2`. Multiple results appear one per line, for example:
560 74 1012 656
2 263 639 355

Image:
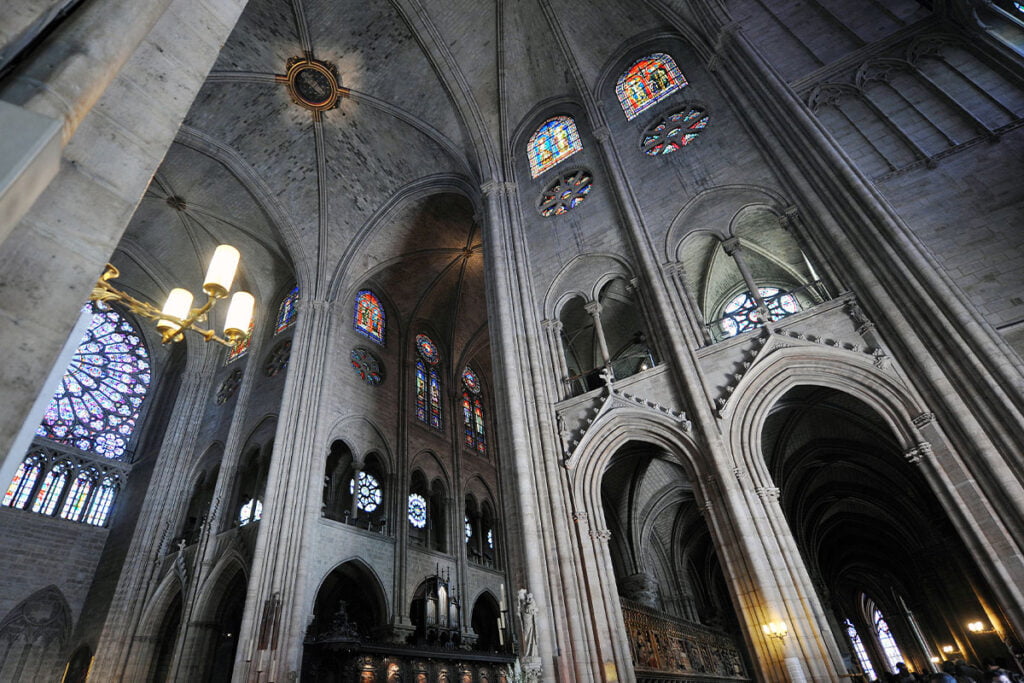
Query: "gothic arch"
0 585 72 682
545 252 635 319
665 184 790 262
311 558 392 627
722 346 927 469
191 553 249 623
324 416 393 474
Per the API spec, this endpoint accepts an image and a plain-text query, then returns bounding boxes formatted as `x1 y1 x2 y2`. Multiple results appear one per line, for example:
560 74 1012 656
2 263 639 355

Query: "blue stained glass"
276 285 300 334
428 370 442 430
3 456 43 509
528 116 583 178
415 334 439 365
60 471 95 522
415 360 428 423
85 477 117 526
408 493 427 528
37 303 150 460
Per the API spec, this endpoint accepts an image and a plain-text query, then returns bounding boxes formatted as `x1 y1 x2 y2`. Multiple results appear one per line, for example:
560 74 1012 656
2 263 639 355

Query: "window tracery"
36 302 150 460
873 608 904 671
641 107 709 155
275 285 299 334
845 620 876 680
616 53 687 120
3 449 121 526
408 493 427 528
415 334 442 430
718 287 801 338
350 471 382 513
528 116 583 178
538 169 592 217
461 367 486 454
239 498 263 525
354 290 386 345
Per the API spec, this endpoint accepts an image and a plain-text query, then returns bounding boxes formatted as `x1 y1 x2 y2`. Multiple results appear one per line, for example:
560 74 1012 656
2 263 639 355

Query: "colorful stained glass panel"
59 471 95 521
350 472 382 512
616 53 687 120
3 456 42 509
275 285 299 334
85 477 117 526
408 493 427 528
528 116 583 178
226 317 255 364
415 334 439 365
354 290 386 345
36 303 150 460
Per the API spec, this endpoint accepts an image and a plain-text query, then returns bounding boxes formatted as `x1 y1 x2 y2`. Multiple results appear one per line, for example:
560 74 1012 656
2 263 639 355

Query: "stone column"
234 299 332 682
91 344 221 680
540 319 571 399
0 0 249 488
349 461 363 522
721 237 771 322
584 301 613 372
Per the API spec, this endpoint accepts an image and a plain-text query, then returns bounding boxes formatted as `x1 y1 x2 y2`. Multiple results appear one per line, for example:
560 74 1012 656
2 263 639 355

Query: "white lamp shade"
204 245 240 297
224 291 255 338
158 288 194 333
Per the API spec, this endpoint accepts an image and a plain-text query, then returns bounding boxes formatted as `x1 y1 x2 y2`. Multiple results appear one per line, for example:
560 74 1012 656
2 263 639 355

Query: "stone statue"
517 588 538 658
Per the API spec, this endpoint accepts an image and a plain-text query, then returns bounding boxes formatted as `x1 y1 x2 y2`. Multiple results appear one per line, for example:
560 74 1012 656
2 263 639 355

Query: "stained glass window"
719 286 801 338
487 528 494 549
59 469 96 522
35 302 151 460
528 116 583 178
32 461 71 515
616 53 687 120
226 317 255 364
464 516 473 542
538 169 593 217
873 609 904 671
408 493 427 528
84 476 117 526
350 472 382 512
354 290 386 345
461 367 486 454
415 334 439 365
264 339 292 377
2 455 43 509
845 621 876 680
239 498 263 526
415 335 442 430
275 285 299 334
641 108 709 155
1015 1 1024 12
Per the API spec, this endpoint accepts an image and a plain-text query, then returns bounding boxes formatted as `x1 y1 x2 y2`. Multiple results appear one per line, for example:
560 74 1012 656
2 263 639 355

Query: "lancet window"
354 289 386 345
415 334 442 430
461 367 486 454
528 116 582 178
275 284 299 334
616 53 687 120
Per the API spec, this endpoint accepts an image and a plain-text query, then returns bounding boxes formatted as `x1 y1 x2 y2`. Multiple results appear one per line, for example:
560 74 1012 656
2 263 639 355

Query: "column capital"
903 441 933 465
721 236 742 255
592 126 611 142
540 318 563 332
583 301 603 317
480 180 517 196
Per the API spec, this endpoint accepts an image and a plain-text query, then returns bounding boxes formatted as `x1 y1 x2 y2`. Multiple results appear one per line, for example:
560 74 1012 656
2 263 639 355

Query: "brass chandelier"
90 245 254 348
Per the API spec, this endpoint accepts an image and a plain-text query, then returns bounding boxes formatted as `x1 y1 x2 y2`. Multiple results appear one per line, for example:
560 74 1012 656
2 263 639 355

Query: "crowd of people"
863 658 1024 682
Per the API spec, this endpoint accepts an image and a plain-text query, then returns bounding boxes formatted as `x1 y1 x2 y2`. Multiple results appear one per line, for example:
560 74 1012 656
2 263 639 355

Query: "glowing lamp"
157 288 194 335
203 244 240 298
224 291 255 341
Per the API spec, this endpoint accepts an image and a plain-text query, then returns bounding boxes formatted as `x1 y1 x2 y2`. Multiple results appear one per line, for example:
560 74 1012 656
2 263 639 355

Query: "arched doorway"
203 569 247 682
761 386 1019 677
599 441 750 680
470 592 502 652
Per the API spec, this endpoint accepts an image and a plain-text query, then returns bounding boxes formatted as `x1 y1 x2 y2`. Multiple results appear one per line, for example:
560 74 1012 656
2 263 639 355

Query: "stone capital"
912 412 936 429
903 441 933 465
480 180 516 196
721 237 742 256
584 301 603 317
590 528 612 542
540 318 563 332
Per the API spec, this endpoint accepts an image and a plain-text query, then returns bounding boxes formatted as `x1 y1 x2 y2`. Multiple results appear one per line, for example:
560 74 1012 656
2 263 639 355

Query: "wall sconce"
91 245 254 348
967 621 994 634
762 622 788 640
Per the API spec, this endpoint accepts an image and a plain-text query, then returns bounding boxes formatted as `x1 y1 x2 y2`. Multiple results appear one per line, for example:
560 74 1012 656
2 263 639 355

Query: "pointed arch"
527 116 583 178
615 52 688 120
0 585 72 682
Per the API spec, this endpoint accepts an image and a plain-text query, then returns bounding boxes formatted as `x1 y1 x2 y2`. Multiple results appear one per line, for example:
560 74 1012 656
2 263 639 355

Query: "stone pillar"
584 301 613 371
91 344 221 680
540 319 571 399
234 299 332 682
349 461 363 522
0 0 249 489
721 237 771 322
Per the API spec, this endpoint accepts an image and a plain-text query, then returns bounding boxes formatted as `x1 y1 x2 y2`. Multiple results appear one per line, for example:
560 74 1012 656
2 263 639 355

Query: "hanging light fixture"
91 245 254 348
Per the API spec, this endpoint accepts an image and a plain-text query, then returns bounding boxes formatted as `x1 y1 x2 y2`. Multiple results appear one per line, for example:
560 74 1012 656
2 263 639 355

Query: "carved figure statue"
517 589 538 658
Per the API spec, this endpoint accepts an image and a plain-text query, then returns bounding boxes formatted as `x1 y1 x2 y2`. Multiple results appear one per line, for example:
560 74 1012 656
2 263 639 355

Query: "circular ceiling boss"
284 58 342 112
